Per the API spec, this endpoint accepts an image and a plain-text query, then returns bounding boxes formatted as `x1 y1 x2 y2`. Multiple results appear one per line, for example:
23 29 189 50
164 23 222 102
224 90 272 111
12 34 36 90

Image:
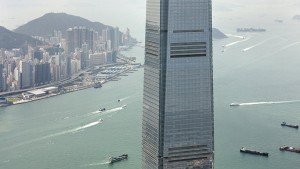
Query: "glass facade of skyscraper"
142 0 213 169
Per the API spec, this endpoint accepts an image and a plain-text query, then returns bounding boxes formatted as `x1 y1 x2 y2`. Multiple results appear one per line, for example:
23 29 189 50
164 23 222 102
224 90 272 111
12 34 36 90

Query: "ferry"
109 154 128 164
240 147 268 156
280 146 300 153
281 122 299 129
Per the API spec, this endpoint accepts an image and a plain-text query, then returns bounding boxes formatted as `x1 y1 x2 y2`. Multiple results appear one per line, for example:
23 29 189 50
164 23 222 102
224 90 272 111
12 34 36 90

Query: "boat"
99 108 106 112
281 122 299 129
109 154 128 164
118 99 121 102
240 147 269 156
94 82 102 88
122 105 127 108
230 103 240 106
280 146 300 153
98 119 103 123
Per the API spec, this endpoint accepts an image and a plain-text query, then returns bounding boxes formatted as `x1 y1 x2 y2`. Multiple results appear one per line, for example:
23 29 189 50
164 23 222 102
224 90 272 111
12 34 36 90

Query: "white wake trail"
225 34 245 39
0 120 103 152
232 100 300 106
279 41 300 52
242 41 266 52
119 96 130 102
91 105 126 116
87 161 110 166
224 36 251 47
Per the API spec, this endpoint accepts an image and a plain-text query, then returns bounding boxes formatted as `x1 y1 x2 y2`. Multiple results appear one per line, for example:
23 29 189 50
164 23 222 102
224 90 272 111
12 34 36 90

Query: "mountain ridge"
0 26 43 50
15 13 110 37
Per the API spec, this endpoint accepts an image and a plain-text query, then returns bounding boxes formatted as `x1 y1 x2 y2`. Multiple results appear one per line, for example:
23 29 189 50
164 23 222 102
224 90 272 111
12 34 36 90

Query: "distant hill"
0 26 43 50
14 12 226 41
293 15 300 21
212 28 227 39
15 13 109 37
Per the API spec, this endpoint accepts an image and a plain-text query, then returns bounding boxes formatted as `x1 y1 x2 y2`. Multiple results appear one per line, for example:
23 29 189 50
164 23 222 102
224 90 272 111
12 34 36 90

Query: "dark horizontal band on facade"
171 46 206 50
168 156 208 163
168 149 209 156
170 50 206 55
173 29 204 33
168 145 208 151
171 42 206 46
171 54 207 58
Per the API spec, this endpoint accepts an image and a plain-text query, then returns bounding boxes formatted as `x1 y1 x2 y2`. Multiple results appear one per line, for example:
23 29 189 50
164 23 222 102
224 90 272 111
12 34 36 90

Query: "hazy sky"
0 0 299 39
0 0 146 40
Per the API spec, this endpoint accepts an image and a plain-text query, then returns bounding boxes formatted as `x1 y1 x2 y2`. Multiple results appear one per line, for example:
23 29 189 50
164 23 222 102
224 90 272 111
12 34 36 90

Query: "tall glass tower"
142 0 213 169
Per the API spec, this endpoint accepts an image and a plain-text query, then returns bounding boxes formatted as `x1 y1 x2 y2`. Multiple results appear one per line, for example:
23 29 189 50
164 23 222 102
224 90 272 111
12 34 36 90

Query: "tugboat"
281 122 299 129
230 103 240 106
240 147 269 156
99 108 106 112
109 154 128 164
280 146 300 153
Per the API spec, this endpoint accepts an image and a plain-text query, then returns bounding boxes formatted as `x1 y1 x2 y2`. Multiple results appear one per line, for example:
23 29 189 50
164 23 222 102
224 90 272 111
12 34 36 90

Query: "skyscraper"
142 1 213 169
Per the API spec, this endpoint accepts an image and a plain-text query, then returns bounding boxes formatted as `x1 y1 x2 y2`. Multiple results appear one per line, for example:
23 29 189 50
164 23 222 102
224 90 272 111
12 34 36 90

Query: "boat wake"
70 120 102 133
225 34 245 39
231 100 300 106
224 36 251 47
242 39 269 52
118 96 130 102
87 161 110 166
92 105 126 116
278 41 300 52
31 119 103 139
0 120 103 152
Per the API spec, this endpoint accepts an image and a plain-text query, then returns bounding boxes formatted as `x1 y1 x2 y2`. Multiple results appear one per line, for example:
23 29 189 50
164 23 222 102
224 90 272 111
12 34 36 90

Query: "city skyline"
0 0 146 41
142 0 214 168
1 0 299 41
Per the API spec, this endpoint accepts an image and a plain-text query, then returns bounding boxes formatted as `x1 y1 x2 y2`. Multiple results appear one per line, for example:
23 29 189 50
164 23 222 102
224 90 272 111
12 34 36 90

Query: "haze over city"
1 0 300 39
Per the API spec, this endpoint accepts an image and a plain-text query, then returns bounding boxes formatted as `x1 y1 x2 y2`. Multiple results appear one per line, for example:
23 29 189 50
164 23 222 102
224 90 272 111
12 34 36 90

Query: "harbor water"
1 23 300 169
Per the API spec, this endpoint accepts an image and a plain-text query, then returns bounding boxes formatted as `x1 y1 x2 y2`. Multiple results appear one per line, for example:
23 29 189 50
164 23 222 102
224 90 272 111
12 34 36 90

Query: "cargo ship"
280 146 300 153
240 147 268 156
109 154 128 164
281 122 298 129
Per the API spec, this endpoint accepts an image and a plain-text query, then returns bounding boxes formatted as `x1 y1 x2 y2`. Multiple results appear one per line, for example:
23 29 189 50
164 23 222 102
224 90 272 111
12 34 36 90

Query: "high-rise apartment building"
81 43 89 69
20 61 33 89
34 63 51 86
0 64 3 91
142 1 213 169
114 27 120 51
67 27 95 53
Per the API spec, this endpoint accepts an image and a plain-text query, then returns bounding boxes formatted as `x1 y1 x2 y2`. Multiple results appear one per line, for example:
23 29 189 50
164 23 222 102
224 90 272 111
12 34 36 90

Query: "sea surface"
1 23 300 169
